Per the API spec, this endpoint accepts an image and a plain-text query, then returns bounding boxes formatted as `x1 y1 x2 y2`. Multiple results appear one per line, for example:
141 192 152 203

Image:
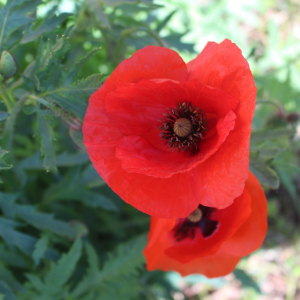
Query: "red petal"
105 79 239 135
188 39 256 209
220 172 268 256
143 217 241 278
84 46 188 140
106 78 237 177
145 248 241 278
115 110 236 177
86 143 200 218
164 189 251 263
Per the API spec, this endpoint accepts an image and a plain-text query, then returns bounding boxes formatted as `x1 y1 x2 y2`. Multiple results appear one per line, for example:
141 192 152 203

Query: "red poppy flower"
83 39 256 218
143 172 268 278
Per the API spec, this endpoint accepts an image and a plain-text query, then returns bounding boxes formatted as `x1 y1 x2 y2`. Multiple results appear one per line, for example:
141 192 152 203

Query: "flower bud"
0 51 17 78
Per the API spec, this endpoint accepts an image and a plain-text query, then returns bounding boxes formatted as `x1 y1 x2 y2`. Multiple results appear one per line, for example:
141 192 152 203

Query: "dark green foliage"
0 0 299 299
0 1 190 299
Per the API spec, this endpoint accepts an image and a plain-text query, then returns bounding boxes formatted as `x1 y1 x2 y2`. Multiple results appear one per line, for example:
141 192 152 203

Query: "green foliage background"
0 0 299 299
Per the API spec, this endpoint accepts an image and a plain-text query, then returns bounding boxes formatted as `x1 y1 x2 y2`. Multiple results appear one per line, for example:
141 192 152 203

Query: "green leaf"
249 151 280 189
43 169 117 211
0 263 24 292
21 240 82 300
0 0 41 50
66 48 101 85
0 244 27 268
42 239 82 297
81 164 106 188
46 73 102 119
156 9 177 33
25 36 68 91
36 108 56 171
164 32 196 53
73 235 146 297
56 152 89 167
32 235 49 266
0 192 77 239
0 217 36 254
85 243 99 276
233 269 261 294
0 148 12 170
69 128 85 150
21 13 72 44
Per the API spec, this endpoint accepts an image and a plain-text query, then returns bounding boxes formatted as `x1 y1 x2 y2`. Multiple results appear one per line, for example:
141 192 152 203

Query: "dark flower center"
173 205 219 241
159 102 207 156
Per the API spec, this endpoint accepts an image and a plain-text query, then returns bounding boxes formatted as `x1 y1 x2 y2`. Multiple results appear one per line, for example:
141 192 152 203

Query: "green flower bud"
0 51 17 78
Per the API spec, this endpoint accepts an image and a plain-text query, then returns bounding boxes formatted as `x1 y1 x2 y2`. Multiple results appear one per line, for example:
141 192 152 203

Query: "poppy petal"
115 110 236 178
143 217 241 278
164 188 251 263
220 172 268 256
188 39 256 209
145 247 241 278
85 147 199 218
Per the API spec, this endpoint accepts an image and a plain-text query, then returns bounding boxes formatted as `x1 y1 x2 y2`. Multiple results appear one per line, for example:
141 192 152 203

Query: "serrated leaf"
249 151 279 189
156 9 176 33
73 235 146 297
0 0 41 50
18 150 89 171
24 274 44 292
0 192 77 238
85 243 99 276
21 13 72 44
164 32 196 53
20 241 82 299
32 235 49 266
42 239 82 297
45 73 102 119
43 169 117 211
233 269 261 294
66 48 101 85
0 217 36 254
32 37 66 90
36 108 56 171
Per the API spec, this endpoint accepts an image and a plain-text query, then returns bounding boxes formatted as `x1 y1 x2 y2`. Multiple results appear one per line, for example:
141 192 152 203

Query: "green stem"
145 29 165 47
0 79 14 111
3 97 26 163
28 95 80 129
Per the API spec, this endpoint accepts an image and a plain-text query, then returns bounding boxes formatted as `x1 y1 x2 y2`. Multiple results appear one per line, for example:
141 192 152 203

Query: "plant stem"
0 79 14 111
